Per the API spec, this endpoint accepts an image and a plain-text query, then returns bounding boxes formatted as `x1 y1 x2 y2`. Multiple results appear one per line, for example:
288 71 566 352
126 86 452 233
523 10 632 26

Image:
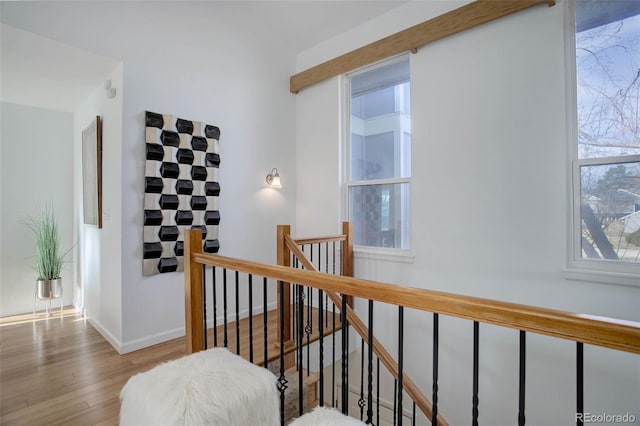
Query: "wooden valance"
290 0 555 94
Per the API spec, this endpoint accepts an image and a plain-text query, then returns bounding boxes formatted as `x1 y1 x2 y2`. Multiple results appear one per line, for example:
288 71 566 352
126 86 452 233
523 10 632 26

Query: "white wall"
0 102 74 316
73 63 124 348
295 2 639 425
0 2 297 352
295 78 342 237
115 4 296 352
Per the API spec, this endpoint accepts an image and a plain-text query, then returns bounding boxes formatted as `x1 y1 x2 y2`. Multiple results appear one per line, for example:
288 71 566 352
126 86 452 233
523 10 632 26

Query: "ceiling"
0 1 407 113
1 24 120 113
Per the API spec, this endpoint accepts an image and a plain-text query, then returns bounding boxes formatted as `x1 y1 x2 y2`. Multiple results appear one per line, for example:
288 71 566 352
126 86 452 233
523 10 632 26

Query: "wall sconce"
266 168 282 188
104 79 117 99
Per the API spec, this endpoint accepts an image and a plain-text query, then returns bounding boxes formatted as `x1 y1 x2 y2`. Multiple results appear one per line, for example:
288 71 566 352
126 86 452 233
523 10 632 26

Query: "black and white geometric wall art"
143 111 221 276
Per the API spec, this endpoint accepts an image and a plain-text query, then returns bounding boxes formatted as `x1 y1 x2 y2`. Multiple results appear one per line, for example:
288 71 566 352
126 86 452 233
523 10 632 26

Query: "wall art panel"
143 111 221 276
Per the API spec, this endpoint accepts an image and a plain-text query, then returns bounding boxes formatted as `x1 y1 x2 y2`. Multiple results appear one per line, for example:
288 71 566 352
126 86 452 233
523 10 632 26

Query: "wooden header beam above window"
289 0 555 94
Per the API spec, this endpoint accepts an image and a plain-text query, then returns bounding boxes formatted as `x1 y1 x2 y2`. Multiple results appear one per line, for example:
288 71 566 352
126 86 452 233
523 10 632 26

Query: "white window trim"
341 54 413 258
354 246 415 264
563 0 640 287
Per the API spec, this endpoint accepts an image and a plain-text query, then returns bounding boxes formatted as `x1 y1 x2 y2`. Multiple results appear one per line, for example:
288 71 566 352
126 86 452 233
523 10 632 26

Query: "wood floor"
0 306 341 425
0 307 187 425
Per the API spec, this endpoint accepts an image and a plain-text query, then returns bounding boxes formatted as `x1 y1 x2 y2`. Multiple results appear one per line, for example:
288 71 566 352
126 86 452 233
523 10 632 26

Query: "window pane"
350 59 411 181
351 131 394 180
576 3 640 159
579 161 640 262
349 183 409 249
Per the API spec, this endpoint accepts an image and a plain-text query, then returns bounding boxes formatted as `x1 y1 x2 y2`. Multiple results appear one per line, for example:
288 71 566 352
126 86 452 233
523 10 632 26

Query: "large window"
572 1 640 272
346 55 411 250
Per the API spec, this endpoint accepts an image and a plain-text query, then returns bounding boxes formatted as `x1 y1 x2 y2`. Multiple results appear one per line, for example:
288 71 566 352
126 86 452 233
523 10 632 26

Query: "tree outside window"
574 1 640 265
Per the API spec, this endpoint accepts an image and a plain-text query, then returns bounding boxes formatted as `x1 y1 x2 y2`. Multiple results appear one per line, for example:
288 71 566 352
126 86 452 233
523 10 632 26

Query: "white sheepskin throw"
120 347 279 426
289 407 367 426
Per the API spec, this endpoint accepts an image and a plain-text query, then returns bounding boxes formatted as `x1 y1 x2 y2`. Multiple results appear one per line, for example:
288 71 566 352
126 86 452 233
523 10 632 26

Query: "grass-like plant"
28 206 68 280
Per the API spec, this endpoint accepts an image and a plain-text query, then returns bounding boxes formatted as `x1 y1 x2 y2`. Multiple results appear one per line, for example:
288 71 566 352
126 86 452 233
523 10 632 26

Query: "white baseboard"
117 301 278 354
87 316 124 354
120 326 186 354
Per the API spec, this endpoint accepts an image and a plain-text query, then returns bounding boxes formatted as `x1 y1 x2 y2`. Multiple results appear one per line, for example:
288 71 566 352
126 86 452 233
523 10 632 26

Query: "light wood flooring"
0 307 186 425
0 306 341 425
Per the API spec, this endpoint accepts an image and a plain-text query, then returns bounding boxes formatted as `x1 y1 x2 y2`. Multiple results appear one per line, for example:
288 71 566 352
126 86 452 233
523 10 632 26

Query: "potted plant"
28 206 70 302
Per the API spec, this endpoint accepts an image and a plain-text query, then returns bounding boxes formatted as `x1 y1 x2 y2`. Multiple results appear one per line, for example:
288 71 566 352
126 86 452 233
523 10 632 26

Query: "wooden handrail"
288 222 353 304
290 0 555 93
293 234 346 245
285 235 447 425
188 248 640 355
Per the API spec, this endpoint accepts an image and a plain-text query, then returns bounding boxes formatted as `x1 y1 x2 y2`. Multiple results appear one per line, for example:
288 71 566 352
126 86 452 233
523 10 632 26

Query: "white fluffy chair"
120 347 279 426
289 407 367 426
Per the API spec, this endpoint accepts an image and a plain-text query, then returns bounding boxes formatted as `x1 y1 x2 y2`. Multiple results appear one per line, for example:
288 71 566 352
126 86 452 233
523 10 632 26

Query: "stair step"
285 367 319 410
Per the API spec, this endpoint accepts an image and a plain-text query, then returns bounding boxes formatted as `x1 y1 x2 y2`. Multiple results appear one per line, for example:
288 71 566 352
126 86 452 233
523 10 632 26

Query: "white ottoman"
120 347 279 426
289 407 367 426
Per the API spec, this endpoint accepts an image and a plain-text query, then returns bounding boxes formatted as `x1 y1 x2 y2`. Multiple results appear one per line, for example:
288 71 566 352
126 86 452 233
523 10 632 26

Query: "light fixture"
266 168 282 188
104 79 116 99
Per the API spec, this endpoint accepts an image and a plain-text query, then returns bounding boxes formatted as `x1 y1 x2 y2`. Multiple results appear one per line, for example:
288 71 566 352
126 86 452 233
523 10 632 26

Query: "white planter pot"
37 278 63 300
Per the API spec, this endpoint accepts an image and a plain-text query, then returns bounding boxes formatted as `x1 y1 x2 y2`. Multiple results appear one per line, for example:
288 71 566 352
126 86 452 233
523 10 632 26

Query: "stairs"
268 361 320 422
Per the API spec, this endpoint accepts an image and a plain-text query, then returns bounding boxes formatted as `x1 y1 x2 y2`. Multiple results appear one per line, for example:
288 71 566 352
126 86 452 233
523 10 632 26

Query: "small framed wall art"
82 116 103 228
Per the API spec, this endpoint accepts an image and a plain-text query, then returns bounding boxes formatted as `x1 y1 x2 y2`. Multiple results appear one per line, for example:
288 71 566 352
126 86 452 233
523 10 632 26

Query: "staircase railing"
184 228 640 426
275 223 353 365
279 223 446 424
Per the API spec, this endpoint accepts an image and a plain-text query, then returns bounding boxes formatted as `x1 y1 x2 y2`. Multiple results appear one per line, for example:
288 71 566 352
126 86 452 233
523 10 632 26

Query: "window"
571 1 640 273
345 55 411 250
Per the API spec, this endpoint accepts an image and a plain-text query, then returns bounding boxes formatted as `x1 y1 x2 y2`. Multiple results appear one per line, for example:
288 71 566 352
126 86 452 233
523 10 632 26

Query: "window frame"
564 0 640 286
342 54 413 258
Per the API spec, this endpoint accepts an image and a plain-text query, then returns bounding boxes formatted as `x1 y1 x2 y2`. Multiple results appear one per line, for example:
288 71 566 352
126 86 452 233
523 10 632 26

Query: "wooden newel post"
277 225 292 343
277 225 295 368
342 221 354 306
184 229 204 354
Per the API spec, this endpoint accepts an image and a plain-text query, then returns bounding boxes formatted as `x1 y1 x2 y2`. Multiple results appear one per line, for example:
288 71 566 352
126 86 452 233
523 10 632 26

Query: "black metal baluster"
277 280 288 426
393 379 398 426
235 271 240 355
412 402 416 426
263 277 268 369
332 241 336 276
377 358 381 426
298 284 305 416
325 242 329 274
293 261 298 355
359 338 365 421
213 266 218 347
310 244 314 335
307 284 311 377
203 267 208 349
294 284 299 370
326 241 336 327
249 274 254 363
518 331 526 426
325 242 329 328
472 321 480 426
577 342 584 426
397 306 404 426
432 313 439 426
332 301 337 407
319 288 325 406
223 268 228 348
341 294 349 415
366 300 374 425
